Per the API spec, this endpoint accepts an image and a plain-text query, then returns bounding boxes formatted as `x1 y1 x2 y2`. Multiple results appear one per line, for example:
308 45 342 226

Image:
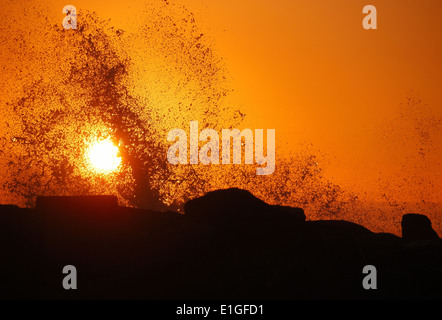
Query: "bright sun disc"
87 139 121 173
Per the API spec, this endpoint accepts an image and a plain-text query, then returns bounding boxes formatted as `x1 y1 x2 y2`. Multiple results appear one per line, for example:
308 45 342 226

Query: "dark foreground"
1 188 441 299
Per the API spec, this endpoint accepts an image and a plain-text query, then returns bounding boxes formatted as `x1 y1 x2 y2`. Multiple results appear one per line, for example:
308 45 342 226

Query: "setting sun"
87 139 122 173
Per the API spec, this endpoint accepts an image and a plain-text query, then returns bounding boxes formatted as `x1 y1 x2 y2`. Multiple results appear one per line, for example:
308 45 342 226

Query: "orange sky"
181 0 442 201
6 0 442 202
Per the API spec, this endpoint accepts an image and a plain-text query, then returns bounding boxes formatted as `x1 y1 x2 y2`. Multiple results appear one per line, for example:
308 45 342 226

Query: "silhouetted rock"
0 204 22 214
37 195 118 212
269 205 306 223
184 188 305 226
2 192 442 300
307 220 373 238
401 213 440 242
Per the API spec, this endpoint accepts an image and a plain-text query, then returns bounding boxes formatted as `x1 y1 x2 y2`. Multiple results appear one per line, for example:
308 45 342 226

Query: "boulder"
401 213 440 242
270 204 306 223
184 188 305 226
306 220 373 238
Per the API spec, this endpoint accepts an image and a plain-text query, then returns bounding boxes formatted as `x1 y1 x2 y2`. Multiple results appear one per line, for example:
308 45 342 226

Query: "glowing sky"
52 0 442 201
2 0 442 205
